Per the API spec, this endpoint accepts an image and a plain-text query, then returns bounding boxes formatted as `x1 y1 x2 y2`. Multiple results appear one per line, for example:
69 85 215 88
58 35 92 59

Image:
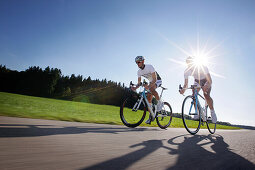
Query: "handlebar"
130 80 148 87
179 84 207 95
129 81 152 94
130 81 135 86
179 84 202 90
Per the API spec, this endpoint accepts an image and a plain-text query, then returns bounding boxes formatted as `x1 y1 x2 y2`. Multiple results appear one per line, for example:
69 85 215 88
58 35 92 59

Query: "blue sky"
0 0 255 126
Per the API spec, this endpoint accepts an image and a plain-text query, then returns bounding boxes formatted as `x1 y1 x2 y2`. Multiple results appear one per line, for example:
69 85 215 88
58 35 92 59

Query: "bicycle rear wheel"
182 95 201 135
156 102 173 129
120 96 147 128
206 106 217 134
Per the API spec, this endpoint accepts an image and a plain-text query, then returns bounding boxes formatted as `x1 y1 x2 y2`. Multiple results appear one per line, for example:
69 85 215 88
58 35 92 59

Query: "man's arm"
137 77 142 88
180 78 188 94
148 72 157 89
131 77 141 91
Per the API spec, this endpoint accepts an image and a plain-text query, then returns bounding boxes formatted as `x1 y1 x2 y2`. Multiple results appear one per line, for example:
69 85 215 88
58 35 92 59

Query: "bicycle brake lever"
179 84 182 90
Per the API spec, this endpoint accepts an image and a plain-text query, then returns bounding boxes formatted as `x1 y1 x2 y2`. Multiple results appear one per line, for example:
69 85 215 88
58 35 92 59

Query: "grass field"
0 92 240 129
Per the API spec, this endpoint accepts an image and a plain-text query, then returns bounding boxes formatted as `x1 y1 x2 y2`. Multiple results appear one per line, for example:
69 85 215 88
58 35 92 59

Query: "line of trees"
0 65 128 106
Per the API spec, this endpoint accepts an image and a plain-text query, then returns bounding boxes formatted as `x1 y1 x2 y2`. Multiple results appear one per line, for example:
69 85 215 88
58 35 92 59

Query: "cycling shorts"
155 80 162 88
194 79 207 87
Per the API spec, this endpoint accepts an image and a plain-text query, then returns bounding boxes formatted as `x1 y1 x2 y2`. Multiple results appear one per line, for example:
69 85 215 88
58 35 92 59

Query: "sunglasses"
136 61 142 64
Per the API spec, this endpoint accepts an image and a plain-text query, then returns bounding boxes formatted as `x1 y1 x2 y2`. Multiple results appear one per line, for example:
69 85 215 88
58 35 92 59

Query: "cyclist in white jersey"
131 56 163 124
179 56 217 123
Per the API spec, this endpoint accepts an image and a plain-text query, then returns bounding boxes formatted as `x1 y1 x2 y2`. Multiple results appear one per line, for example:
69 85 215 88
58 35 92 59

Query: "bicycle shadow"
80 134 255 170
81 139 165 170
166 134 255 170
0 124 159 138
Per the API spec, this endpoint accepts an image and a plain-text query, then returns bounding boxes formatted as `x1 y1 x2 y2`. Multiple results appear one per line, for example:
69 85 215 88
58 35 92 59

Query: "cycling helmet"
186 56 194 63
135 56 145 62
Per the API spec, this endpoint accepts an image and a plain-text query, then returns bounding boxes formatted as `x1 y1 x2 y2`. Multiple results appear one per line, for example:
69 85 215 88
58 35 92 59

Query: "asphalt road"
0 116 254 170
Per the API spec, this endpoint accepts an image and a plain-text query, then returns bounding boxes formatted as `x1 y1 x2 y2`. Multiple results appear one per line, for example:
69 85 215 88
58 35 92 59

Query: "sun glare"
160 31 226 79
193 55 209 67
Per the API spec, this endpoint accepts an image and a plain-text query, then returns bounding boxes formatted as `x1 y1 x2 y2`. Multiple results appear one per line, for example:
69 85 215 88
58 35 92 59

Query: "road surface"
0 116 254 170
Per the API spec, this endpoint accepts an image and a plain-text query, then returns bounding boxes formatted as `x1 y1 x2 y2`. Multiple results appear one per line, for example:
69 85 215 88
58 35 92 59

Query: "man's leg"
150 84 159 100
145 93 154 124
145 84 161 124
150 84 163 112
146 93 153 114
202 87 217 123
202 87 214 110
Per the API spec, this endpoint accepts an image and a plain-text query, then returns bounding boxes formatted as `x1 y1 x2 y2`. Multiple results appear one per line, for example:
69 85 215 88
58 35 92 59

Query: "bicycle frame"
132 87 152 113
132 85 165 115
186 86 206 120
180 85 205 117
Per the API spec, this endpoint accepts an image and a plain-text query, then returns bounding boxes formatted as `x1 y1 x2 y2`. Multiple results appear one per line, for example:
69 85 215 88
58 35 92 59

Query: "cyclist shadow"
0 124 159 138
81 139 165 170
166 134 255 170
80 134 255 170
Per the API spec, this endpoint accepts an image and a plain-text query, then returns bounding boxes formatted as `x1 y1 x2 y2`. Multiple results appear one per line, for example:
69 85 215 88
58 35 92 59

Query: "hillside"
0 92 240 129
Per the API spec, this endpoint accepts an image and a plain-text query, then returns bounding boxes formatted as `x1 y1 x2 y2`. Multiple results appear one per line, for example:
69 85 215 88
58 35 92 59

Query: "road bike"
120 81 173 129
179 84 216 135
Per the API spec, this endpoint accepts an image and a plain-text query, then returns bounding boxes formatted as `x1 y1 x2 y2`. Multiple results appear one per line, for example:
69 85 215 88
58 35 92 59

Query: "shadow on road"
167 134 255 170
0 124 159 137
81 134 255 170
82 139 165 170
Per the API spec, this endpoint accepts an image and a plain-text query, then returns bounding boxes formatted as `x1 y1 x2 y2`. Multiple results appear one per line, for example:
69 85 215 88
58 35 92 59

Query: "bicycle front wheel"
182 95 201 135
206 106 217 134
156 102 173 129
120 96 147 128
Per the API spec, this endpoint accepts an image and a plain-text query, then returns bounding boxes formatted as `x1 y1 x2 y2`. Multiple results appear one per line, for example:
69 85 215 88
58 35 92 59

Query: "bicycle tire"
120 96 147 128
205 106 217 134
182 95 201 135
156 102 173 129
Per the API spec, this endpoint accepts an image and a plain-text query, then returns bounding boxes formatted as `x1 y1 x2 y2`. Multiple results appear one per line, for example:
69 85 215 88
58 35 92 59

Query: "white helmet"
135 56 145 62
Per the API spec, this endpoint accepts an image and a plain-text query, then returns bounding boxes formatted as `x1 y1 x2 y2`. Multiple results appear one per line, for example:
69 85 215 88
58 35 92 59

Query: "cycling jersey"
184 65 209 80
137 64 161 83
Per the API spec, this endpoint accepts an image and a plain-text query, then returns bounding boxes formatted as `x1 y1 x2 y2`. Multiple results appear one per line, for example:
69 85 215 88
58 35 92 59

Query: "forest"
0 65 129 106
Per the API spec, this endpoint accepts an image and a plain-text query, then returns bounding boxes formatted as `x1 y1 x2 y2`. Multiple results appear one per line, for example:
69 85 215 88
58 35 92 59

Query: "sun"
159 30 226 78
192 55 209 67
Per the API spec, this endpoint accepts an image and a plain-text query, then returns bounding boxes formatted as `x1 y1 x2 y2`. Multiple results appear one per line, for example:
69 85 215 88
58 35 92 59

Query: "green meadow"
0 92 240 129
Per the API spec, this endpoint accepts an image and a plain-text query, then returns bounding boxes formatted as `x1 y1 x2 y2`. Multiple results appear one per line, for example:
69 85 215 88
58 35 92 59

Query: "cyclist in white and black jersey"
179 56 217 123
131 56 163 124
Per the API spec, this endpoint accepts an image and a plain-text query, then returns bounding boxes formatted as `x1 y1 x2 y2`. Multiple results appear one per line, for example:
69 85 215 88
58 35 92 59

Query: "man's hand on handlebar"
179 89 185 95
131 86 138 91
179 84 185 95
